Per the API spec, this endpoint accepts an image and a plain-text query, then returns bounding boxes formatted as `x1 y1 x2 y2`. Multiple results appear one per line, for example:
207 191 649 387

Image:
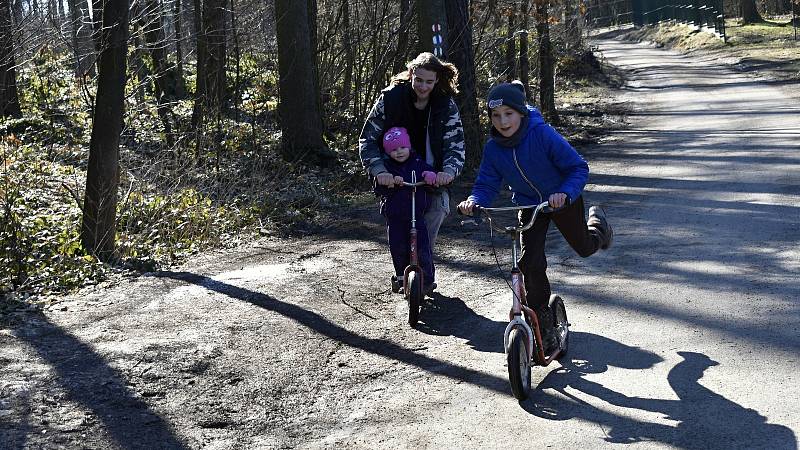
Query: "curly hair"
390 52 460 97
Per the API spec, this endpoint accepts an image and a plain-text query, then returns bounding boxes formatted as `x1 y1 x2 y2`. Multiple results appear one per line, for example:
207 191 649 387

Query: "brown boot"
588 205 613 250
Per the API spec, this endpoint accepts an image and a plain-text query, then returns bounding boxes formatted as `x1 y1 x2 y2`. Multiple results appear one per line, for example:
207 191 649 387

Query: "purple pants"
387 218 434 284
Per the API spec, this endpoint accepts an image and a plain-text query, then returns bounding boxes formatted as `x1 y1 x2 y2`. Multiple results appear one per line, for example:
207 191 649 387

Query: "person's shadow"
524 333 797 449
414 292 507 353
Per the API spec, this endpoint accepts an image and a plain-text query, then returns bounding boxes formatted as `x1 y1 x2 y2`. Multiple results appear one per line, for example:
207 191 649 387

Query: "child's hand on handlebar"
458 199 478 216
549 193 568 209
422 171 437 185
394 175 405 185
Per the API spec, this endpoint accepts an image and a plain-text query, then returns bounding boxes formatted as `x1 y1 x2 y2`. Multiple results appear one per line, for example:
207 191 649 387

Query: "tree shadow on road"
523 332 797 449
151 271 511 395
415 292 506 353
6 313 189 449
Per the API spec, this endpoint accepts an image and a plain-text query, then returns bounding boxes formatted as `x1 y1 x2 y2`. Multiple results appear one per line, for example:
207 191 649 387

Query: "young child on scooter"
457 81 613 353
374 127 438 295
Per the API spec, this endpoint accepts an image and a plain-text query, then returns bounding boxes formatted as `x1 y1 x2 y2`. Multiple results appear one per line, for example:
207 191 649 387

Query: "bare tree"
416 0 448 57
81 0 129 260
445 0 482 170
142 0 176 146
563 0 581 51
0 0 20 118
172 0 187 98
340 0 353 106
67 0 95 76
192 0 227 130
274 0 334 166
504 1 517 81
393 0 411 72
534 0 558 122
519 0 531 99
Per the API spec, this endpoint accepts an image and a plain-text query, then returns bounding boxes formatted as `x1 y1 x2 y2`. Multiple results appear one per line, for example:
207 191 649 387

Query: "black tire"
550 295 569 359
406 271 421 326
507 327 531 400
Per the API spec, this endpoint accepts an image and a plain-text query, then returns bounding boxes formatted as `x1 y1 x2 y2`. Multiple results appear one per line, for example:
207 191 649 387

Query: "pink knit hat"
383 127 412 154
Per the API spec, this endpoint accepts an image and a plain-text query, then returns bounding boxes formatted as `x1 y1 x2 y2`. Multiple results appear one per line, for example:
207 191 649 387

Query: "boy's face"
389 147 411 163
490 105 523 137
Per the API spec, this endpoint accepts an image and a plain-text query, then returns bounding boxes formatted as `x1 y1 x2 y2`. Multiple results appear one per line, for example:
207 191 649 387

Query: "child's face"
389 147 411 163
490 105 523 137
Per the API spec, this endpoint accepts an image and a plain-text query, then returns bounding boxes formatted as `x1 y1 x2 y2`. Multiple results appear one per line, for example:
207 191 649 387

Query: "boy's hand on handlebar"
376 172 396 187
549 193 568 209
435 172 454 187
393 175 405 186
458 199 478 216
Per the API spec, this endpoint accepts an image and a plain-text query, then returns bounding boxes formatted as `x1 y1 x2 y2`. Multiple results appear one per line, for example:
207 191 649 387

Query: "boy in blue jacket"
375 127 438 294
457 82 613 352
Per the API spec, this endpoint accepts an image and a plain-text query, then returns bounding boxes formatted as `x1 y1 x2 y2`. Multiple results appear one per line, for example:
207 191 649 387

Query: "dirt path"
3 37 800 449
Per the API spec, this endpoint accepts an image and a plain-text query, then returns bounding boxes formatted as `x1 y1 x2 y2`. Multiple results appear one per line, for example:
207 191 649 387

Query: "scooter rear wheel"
406 271 421 327
550 295 569 359
507 326 531 400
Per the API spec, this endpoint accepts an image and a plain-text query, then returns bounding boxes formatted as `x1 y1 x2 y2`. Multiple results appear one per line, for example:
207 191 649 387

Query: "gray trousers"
423 189 450 253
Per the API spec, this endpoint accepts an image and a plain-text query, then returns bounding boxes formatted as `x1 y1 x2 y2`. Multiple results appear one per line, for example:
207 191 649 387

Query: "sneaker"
535 306 559 355
588 205 613 250
424 282 437 296
391 275 403 294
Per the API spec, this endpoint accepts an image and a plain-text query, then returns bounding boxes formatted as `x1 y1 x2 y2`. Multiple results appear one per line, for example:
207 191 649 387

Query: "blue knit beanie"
486 81 528 116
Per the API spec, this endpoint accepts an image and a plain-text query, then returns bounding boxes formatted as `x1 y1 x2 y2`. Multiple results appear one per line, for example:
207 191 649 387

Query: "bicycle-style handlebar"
459 200 569 235
399 181 427 188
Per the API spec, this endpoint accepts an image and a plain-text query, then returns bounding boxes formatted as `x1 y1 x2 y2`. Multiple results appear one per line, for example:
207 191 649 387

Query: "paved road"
529 35 800 448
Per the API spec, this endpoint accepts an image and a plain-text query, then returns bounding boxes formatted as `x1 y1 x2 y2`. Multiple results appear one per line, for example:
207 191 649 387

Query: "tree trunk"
130 32 150 103
445 0 482 171
192 0 227 130
563 0 581 52
535 0 558 122
231 0 241 121
0 0 20 118
11 0 22 26
81 0 128 260
274 0 335 166
505 1 517 81
341 0 353 106
740 0 763 23
393 0 411 72
143 0 175 146
67 0 96 76
172 0 187 98
519 0 531 99
416 0 448 57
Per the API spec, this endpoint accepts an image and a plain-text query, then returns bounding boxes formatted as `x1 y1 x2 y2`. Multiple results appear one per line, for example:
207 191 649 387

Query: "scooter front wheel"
507 326 531 400
550 295 569 359
406 270 422 327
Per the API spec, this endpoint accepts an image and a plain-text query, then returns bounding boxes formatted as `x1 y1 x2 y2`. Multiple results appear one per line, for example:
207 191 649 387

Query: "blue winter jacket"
468 106 589 207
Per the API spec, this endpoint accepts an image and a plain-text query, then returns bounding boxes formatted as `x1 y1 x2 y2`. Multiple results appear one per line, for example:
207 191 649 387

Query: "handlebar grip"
458 205 483 226
542 197 571 214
